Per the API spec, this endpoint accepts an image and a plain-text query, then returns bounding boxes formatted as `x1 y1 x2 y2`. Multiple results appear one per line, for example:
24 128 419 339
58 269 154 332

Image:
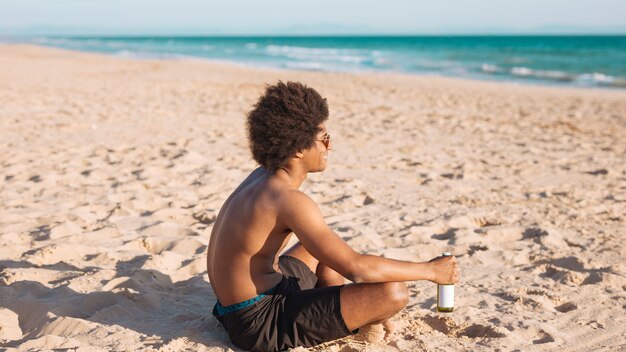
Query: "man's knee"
326 269 346 285
381 282 409 310
316 263 345 286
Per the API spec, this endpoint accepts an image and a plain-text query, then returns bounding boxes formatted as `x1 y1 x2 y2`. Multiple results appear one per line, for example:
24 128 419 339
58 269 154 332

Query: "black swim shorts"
212 255 357 351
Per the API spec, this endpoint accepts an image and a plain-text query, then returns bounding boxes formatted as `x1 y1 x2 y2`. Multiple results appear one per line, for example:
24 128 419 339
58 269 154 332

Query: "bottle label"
438 285 454 308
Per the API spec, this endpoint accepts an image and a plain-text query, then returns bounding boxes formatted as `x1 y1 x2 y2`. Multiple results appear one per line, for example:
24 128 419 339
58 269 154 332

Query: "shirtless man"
207 81 459 352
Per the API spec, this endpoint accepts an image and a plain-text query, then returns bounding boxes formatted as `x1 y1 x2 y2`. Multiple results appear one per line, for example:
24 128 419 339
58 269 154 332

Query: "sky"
1 0 626 36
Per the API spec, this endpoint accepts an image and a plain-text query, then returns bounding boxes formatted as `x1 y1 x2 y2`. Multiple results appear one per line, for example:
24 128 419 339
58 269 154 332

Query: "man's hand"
428 255 459 284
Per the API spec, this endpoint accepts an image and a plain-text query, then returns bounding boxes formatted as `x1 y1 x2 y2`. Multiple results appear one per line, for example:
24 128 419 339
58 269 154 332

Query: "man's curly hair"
247 81 329 172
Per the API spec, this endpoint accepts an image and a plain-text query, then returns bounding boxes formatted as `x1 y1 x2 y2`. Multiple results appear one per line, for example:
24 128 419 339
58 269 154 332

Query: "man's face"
304 123 332 172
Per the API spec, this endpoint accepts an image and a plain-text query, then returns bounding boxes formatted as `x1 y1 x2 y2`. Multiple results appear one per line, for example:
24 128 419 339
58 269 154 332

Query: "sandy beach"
1 44 625 351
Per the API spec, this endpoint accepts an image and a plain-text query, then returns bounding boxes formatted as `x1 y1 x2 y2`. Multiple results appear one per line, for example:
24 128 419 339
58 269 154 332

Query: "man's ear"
294 151 304 158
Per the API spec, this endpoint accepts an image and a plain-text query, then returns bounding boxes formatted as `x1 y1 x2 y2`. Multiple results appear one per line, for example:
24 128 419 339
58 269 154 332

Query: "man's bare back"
207 167 302 306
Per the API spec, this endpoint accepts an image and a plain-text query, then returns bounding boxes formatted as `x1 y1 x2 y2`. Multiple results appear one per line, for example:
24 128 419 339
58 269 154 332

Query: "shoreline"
3 41 625 92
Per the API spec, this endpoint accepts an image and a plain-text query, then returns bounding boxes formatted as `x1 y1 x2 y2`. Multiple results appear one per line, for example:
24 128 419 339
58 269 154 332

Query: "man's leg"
281 242 344 287
281 242 408 331
339 282 408 331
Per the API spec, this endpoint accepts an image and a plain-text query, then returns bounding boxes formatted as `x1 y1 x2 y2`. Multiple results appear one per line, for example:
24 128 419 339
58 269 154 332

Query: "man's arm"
280 191 458 284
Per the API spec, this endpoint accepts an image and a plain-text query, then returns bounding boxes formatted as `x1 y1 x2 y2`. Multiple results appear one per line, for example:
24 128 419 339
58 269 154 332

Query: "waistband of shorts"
213 281 280 316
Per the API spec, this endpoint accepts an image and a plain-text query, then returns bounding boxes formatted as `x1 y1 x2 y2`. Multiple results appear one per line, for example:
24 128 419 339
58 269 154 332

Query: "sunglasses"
317 133 331 149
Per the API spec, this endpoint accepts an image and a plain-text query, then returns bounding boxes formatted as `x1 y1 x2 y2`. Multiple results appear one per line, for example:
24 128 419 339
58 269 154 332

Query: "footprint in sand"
532 329 555 344
29 225 52 241
493 288 562 311
417 314 506 338
542 265 586 286
555 301 578 313
538 256 614 286
521 227 549 243
456 323 507 338
192 209 217 225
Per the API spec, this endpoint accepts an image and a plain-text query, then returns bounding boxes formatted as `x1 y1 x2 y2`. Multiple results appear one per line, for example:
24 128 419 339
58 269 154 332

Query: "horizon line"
3 33 626 38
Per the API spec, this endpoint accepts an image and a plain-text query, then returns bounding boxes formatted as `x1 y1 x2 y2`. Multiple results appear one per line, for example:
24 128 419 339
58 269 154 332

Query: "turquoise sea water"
12 35 626 88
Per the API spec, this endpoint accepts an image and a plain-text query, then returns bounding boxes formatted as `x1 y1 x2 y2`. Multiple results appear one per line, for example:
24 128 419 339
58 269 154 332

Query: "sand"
0 44 625 351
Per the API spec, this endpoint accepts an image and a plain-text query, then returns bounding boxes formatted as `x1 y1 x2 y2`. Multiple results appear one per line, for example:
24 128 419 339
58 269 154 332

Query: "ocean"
12 35 626 89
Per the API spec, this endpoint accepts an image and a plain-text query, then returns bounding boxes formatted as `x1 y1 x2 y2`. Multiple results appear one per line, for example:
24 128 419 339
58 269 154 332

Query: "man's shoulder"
273 189 322 225
275 187 314 205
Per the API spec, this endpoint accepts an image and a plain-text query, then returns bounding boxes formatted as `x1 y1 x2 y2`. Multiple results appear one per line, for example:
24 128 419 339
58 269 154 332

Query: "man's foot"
353 323 385 343
382 319 396 339
352 319 395 343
